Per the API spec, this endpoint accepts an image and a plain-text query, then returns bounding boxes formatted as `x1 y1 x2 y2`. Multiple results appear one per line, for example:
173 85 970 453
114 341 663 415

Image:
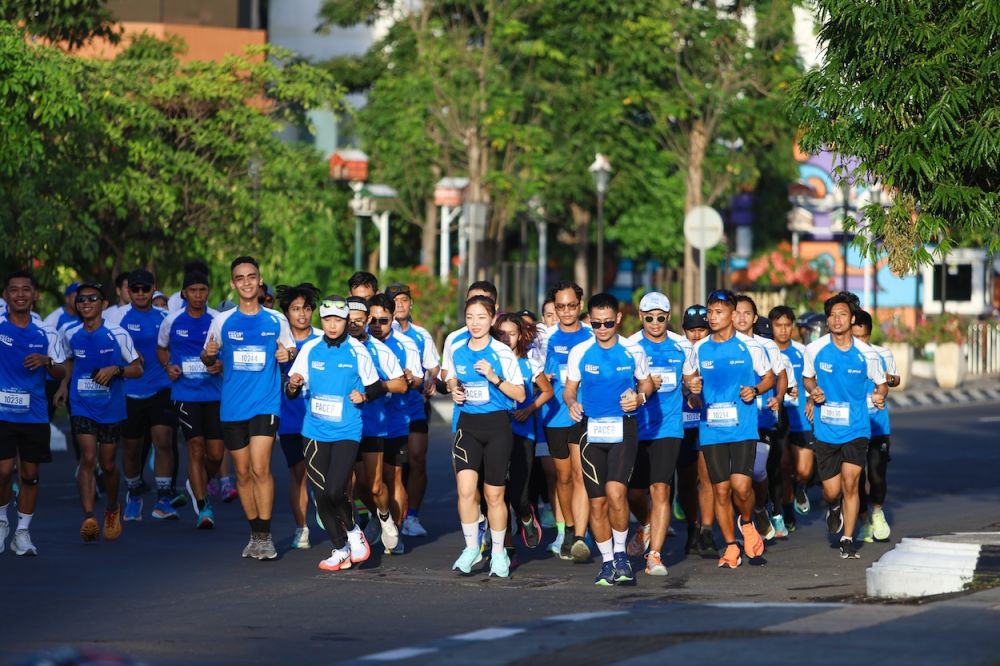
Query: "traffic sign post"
683 206 724 304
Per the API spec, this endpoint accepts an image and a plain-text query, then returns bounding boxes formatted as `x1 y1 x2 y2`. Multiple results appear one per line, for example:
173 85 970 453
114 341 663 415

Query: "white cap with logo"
638 292 671 313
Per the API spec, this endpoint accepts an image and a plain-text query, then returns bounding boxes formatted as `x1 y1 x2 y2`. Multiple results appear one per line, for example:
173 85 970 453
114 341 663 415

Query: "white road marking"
546 611 628 622
452 627 525 641
360 647 439 661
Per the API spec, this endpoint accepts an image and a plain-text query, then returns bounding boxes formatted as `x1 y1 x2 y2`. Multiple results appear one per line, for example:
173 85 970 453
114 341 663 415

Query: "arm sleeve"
565 343 585 382
356 345 380 386
113 328 140 364
44 326 66 363
880 348 898 375
802 342 818 378
157 312 175 349
749 341 772 376
499 347 524 385
204 315 223 352
631 345 651 380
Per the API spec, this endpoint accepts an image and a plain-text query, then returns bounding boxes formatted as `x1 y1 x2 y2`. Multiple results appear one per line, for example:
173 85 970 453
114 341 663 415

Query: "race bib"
587 416 624 443
77 377 110 394
0 389 30 413
558 364 568 384
233 346 266 372
706 402 738 428
682 410 701 425
310 394 344 422
652 367 677 393
464 381 490 405
820 401 850 426
182 357 209 377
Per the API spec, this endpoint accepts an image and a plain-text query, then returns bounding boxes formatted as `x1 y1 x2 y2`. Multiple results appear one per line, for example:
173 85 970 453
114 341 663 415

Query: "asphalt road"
3 401 1000 665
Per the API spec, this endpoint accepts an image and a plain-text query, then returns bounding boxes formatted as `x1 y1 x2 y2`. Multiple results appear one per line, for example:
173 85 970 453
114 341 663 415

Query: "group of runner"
0 260 899 586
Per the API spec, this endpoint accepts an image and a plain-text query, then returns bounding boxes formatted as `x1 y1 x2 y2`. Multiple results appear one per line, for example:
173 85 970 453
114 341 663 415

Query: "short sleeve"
288 343 311 387
205 314 224 351
379 343 404 380
880 348 898 376
157 312 176 348
565 343 585 383
748 341 772 377
498 346 524 386
356 344 380 385
630 345 650 380
112 327 139 363
44 326 66 363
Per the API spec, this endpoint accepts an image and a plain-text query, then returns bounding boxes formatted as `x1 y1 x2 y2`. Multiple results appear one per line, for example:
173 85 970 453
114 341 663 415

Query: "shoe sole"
151 513 179 521
718 557 743 568
256 552 278 560
80 525 100 542
453 554 483 574
646 567 668 576
570 541 591 563
319 559 352 571
595 580 614 586
197 519 215 530
14 548 37 556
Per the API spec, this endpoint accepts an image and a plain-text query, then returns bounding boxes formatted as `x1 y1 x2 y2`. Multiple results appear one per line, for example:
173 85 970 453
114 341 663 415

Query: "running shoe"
570 536 591 563
256 533 278 560
826 504 844 534
347 527 371 564
718 543 742 568
11 528 37 556
645 550 667 576
385 538 405 555
318 547 352 571
123 493 142 522
0 519 7 553
783 505 797 533
292 527 311 549
549 532 566 558
627 524 650 558
377 511 399 551
839 537 859 559
740 519 765 558
80 517 100 543
519 509 541 549
685 524 698 554
152 496 179 520
794 485 811 515
594 560 616 586
314 509 325 531
197 505 215 530
401 514 428 537
103 505 123 541
477 517 488 554
871 508 891 541
858 520 874 543
613 552 634 583
221 477 238 503
695 528 720 559
364 517 381 547
185 480 201 518
770 514 789 539
242 535 259 558
207 478 220 498
505 546 520 571
489 549 511 577
169 488 188 509
539 504 556 529
672 497 686 521
453 546 483 574
753 507 775 541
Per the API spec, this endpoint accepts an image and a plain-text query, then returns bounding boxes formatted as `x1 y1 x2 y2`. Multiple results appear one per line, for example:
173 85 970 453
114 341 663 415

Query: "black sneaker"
839 537 859 559
696 528 720 558
826 504 844 534
170 489 188 509
685 524 698 554
753 507 775 540
559 535 574 561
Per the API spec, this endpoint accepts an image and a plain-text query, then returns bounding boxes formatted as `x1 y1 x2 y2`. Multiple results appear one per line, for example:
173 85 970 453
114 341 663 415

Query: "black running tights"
305 439 359 548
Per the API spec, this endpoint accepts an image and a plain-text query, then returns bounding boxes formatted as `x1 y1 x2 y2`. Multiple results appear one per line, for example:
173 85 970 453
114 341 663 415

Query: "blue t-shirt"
866 344 894 437
278 327 322 436
753 337 783 430
288 335 379 443
780 341 810 433
443 327 472 431
566 336 650 419
511 356 542 440
395 321 439 423
61 320 139 424
360 336 404 439
694 332 772 447
628 331 694 441
206 308 294 423
114 305 171 398
377 331 420 438
158 308 222 403
543 325 594 428
447 337 524 416
0 317 64 424
803 335 886 445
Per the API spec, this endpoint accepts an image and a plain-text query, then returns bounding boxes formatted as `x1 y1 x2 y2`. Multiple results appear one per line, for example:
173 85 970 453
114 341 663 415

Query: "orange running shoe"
627 524 650 557
740 518 765 558
80 517 100 542
104 505 123 541
718 543 742 568
645 550 668 576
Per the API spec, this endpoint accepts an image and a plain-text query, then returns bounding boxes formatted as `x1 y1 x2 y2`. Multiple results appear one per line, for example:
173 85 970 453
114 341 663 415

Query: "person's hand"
204 333 220 358
93 366 119 386
569 400 584 422
810 386 826 405
403 368 414 386
650 373 663 392
473 359 496 383
451 383 466 405
349 389 365 405
288 373 304 390
766 396 779 411
23 354 50 370
423 381 437 397
871 391 886 409
686 375 702 394
619 390 640 413
788 385 799 400
805 399 814 422
166 364 182 381
276 342 290 364
206 362 222 375
512 406 533 423
53 383 68 408
739 385 757 404
686 394 702 410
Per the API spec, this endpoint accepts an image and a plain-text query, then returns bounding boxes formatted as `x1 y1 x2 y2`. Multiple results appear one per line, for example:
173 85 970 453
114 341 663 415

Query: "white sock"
17 512 32 530
597 538 614 563
155 476 172 492
461 522 479 549
491 529 506 557
612 529 628 553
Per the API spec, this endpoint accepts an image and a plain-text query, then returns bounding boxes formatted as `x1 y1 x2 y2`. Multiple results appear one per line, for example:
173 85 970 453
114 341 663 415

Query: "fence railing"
967 322 1000 376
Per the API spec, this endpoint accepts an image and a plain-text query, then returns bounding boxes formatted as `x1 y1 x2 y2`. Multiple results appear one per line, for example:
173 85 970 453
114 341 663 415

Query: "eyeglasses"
369 317 391 326
322 299 347 310
708 290 730 302
554 302 579 311
130 285 152 294
75 294 101 303
591 320 617 329
686 306 707 316
643 315 667 323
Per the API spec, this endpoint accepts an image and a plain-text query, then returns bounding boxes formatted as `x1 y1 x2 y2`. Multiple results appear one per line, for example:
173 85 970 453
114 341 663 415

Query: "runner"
55 281 142 542
157 271 223 529
275 283 323 547
444 295 525 577
689 289 773 569
851 309 898 543
626 292 697 576
201 256 294 560
386 282 442 539
533 297 562 540
42 282 81 333
111 269 177 522
104 274 130 322
348 272 379 300
802 293 888 559
542 281 594 562
0 272 66 555
285 295 382 571
563 292 653 585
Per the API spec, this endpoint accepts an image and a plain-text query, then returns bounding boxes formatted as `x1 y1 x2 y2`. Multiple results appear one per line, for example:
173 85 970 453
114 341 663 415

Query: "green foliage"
789 0 1000 276
0 0 120 48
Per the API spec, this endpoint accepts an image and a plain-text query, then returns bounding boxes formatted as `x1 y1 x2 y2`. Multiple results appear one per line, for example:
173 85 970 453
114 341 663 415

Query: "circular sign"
683 206 724 250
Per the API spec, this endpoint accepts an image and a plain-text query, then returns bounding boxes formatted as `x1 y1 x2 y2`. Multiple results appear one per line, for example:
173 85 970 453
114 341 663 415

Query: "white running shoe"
401 514 428 537
11 529 37 556
378 511 399 551
347 527 371 564
319 547 352 571
292 527 311 549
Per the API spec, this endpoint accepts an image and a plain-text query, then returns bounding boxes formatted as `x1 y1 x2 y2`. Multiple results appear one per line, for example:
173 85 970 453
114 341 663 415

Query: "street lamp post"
589 154 612 295
840 180 852 293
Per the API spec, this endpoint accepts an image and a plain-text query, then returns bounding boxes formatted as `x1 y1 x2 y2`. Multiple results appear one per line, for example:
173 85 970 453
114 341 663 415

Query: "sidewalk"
888 375 1000 410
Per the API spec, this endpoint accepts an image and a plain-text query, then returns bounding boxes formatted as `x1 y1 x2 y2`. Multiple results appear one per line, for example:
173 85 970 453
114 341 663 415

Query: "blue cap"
64 282 80 296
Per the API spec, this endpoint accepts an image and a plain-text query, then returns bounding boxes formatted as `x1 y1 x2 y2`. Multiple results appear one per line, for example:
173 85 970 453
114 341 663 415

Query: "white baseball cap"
319 296 349 319
639 292 671 313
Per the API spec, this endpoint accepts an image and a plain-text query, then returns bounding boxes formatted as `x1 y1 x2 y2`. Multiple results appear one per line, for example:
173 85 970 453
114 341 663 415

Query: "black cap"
127 268 155 288
753 316 773 339
385 282 411 300
183 272 210 288
516 308 538 321
76 281 105 298
682 304 708 330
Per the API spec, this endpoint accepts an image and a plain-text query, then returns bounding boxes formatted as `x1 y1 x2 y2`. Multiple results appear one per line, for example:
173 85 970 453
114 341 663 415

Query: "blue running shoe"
613 552 634 583
197 504 215 530
152 496 179 520
477 517 488 554
453 546 483 574
489 549 511 577
595 560 616 586
123 493 143 522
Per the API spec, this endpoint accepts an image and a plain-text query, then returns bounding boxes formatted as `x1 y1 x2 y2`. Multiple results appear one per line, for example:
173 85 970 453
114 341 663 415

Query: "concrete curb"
866 533 1000 599
888 383 1000 410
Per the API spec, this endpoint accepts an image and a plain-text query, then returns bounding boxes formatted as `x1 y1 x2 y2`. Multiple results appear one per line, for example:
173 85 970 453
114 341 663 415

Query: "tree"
789 0 1000 275
0 0 120 48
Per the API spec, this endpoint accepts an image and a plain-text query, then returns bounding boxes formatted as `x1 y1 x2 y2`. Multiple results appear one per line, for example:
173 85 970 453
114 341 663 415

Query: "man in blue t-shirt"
0 271 67 555
201 256 294 561
802 293 887 559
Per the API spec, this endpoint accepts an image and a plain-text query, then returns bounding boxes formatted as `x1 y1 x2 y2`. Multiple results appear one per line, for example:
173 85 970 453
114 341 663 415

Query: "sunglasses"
369 317 391 326
686 306 708 316
591 320 617 329
322 299 347 310
708 290 730 302
75 294 101 303
643 315 667 323
130 285 152 294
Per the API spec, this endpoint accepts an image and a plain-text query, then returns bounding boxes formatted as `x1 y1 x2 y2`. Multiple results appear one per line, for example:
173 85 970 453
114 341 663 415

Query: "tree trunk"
422 195 438 274
683 119 708 307
570 202 591 292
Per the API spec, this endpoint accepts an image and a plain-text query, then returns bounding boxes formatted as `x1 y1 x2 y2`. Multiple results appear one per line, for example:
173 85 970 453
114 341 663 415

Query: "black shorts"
787 429 816 450
544 422 582 460
757 428 774 445
175 400 223 441
123 389 176 439
815 438 868 481
279 433 305 468
383 435 409 467
579 415 638 498
702 440 755 484
678 428 700 468
629 437 682 489
222 414 280 451
70 416 121 444
0 421 52 464
358 436 384 456
454 411 512 486
408 419 428 434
